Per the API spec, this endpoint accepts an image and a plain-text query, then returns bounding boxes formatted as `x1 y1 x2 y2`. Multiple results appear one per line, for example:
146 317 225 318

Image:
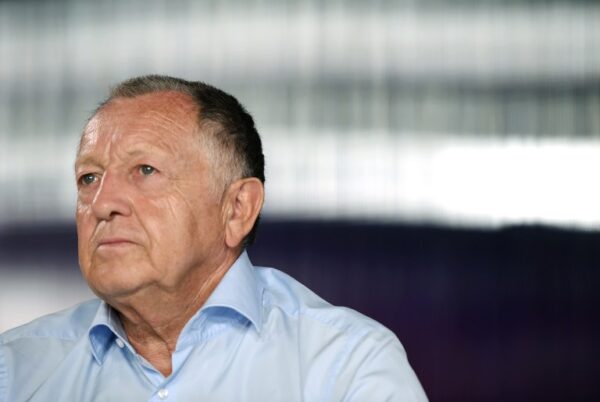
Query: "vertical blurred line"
590 92 600 138
0 2 8 208
585 4 600 138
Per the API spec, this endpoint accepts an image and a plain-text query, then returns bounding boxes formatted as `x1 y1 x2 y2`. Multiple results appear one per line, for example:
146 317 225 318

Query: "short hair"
94 75 265 248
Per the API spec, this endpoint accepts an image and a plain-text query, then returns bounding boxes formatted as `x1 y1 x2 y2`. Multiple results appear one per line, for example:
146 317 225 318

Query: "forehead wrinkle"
130 117 197 158
107 90 198 128
113 94 199 148
119 128 196 165
143 109 196 134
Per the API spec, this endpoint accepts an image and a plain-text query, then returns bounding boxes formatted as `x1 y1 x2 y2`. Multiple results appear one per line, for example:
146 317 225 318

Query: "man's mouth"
97 238 136 249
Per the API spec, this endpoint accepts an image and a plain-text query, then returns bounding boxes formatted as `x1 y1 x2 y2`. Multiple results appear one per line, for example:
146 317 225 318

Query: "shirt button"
115 338 125 348
157 388 169 399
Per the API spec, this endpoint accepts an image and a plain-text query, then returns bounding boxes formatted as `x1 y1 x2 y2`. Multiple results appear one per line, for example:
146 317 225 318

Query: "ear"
223 177 265 249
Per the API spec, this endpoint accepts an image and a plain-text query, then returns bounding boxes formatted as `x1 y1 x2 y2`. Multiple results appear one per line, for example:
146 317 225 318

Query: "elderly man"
0 76 427 401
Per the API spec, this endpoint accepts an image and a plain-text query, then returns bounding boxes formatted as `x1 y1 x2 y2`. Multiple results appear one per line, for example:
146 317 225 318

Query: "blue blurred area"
1 221 598 401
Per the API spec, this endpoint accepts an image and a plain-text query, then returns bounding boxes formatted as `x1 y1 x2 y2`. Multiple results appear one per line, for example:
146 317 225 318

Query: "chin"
83 261 151 301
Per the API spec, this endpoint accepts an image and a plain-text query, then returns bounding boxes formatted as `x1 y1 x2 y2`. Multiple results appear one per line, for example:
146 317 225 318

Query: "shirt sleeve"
333 329 428 402
0 336 7 402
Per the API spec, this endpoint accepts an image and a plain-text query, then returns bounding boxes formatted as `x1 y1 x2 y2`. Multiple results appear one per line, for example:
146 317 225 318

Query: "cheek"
75 205 93 238
75 205 95 263
145 195 210 249
77 187 97 206
157 192 198 227
131 197 186 251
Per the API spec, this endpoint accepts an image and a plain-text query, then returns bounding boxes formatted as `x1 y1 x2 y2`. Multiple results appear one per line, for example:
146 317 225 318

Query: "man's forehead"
89 91 197 128
78 91 200 158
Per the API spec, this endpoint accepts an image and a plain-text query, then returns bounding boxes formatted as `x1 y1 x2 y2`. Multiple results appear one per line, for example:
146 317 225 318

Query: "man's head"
74 76 265 301
97 75 265 233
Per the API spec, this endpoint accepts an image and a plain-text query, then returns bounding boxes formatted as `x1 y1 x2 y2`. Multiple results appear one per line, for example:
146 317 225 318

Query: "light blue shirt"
0 252 427 401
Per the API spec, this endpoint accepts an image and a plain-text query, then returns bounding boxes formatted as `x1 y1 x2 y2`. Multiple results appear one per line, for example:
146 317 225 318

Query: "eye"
79 173 98 186
139 165 156 176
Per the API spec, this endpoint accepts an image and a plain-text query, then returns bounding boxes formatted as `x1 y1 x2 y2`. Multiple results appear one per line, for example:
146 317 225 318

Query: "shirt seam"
262 284 382 336
290 305 385 339
341 333 425 402
340 333 393 401
321 327 370 402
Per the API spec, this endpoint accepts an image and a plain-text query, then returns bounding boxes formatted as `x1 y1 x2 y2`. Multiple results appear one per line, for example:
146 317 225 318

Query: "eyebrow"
74 147 167 171
122 146 170 160
74 155 100 171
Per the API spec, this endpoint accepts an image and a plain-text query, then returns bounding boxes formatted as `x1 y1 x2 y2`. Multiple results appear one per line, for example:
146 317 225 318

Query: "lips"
96 237 136 249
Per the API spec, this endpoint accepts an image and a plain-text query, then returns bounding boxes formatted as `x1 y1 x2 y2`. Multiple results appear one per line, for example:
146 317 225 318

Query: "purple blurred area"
1 220 598 401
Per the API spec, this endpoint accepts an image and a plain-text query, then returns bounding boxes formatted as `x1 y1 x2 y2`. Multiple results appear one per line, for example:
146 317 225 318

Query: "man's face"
75 91 226 300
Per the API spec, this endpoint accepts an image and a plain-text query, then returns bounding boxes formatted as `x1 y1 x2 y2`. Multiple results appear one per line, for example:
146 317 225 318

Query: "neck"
108 249 240 376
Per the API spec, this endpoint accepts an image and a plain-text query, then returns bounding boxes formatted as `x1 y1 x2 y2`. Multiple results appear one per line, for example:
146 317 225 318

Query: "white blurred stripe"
0 2 598 84
262 129 600 229
2 131 600 229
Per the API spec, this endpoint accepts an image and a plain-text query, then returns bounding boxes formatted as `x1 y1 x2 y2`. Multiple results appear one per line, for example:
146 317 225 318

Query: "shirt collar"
191 251 264 334
87 251 263 364
88 301 130 364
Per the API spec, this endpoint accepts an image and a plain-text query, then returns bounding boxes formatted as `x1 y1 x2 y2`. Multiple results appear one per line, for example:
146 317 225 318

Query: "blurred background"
1 0 599 400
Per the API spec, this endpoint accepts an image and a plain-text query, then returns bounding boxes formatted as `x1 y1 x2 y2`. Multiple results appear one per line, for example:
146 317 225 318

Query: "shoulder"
0 300 101 402
255 266 393 338
254 266 428 401
0 298 100 345
255 266 405 372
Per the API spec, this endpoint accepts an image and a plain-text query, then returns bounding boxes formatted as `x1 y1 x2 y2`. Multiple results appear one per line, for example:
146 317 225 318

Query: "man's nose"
91 171 132 220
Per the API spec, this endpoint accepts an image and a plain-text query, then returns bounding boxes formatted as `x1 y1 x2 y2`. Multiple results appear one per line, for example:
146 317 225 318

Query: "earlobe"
224 178 264 249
